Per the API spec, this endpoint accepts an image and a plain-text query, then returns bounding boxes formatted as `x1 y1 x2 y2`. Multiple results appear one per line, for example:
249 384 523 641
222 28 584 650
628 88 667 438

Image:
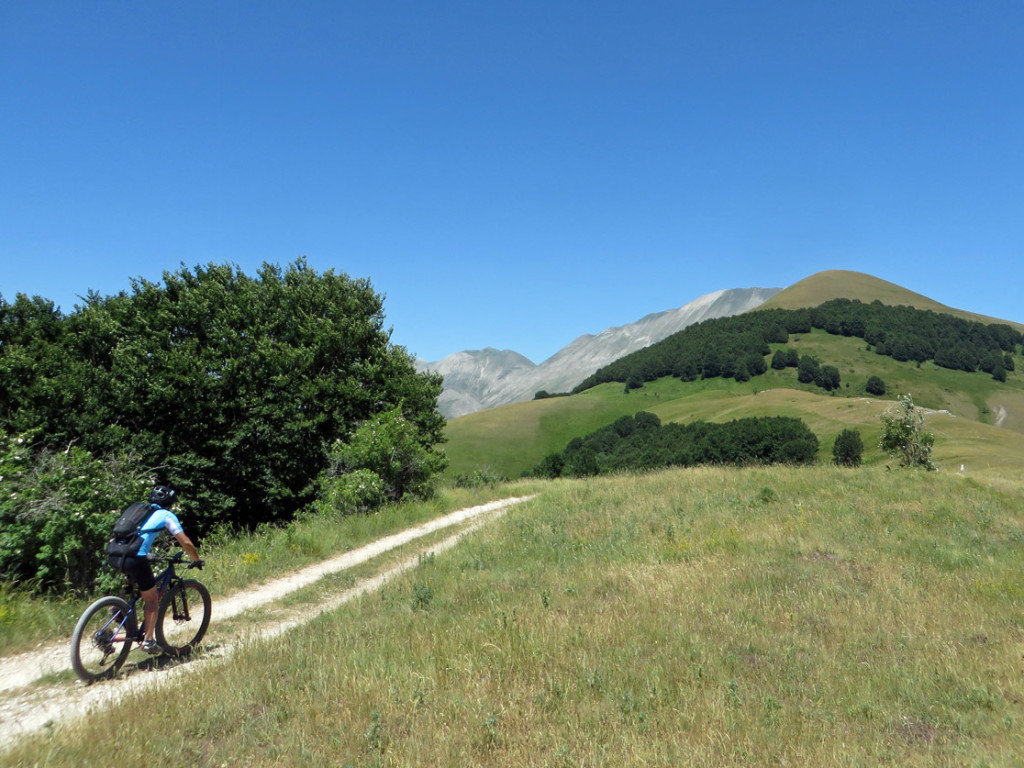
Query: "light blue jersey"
136 508 184 556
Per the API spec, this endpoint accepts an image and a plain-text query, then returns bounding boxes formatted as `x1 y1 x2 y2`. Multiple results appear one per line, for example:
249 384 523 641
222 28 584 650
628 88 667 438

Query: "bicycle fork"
171 588 191 622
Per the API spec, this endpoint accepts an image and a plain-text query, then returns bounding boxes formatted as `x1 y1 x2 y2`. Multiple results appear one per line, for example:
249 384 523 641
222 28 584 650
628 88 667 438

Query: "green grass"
7 466 1024 766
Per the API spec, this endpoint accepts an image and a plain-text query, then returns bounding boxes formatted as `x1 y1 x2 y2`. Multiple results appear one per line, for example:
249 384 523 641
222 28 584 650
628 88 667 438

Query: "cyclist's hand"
187 558 205 570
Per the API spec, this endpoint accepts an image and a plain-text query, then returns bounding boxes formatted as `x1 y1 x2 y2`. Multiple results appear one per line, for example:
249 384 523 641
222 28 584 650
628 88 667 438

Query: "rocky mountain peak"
418 286 782 419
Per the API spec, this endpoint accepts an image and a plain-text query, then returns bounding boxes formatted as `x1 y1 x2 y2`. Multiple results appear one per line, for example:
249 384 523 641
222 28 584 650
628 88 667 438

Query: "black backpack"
105 502 161 570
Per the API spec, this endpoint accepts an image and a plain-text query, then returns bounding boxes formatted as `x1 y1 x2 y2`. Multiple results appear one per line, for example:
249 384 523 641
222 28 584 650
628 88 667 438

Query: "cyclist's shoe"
141 639 162 656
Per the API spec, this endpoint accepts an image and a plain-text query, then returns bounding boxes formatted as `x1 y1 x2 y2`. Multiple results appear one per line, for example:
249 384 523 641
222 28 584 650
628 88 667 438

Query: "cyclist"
118 485 204 654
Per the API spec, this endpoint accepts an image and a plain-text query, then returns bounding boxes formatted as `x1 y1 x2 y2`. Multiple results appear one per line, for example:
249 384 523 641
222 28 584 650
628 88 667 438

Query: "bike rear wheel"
155 579 211 656
70 595 136 682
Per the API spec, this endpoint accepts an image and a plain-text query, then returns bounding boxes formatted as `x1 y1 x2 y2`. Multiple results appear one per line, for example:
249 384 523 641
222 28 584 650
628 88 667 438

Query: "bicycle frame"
126 553 187 610
105 554 188 645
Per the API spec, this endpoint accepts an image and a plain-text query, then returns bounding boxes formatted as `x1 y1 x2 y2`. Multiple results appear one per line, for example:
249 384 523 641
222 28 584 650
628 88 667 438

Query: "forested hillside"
574 299 1022 394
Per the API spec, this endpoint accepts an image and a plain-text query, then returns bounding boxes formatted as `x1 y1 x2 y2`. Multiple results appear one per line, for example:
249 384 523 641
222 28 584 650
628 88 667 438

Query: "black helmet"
149 485 178 508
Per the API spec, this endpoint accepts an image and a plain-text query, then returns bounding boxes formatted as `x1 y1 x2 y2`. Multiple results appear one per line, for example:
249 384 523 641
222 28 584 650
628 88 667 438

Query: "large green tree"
0 260 446 532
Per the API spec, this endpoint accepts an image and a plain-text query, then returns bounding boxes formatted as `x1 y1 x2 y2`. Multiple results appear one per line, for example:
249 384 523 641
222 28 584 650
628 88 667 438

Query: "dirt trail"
0 496 533 749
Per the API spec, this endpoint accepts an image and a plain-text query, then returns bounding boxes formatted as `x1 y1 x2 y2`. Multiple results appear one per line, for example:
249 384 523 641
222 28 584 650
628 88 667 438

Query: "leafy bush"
317 469 386 516
453 467 508 488
816 364 841 391
879 394 935 470
564 447 600 478
833 429 864 467
533 391 569 400
529 453 565 480
865 376 886 396
317 406 447 515
0 431 151 594
797 355 819 384
776 348 799 369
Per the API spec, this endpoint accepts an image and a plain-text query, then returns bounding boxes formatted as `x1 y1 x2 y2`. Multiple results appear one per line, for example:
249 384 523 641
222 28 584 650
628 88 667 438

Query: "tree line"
526 411 819 479
0 260 447 593
573 300 1021 393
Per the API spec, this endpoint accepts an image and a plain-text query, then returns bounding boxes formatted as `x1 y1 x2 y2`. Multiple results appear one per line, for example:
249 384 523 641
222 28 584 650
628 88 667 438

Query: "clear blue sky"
3 2 1022 364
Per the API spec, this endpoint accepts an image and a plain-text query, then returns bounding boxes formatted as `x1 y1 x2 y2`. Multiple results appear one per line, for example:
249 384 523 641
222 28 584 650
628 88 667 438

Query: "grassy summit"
761 270 1024 331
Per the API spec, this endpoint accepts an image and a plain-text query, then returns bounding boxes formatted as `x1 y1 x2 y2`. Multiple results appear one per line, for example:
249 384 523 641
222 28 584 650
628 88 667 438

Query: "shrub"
317 469 386 515
453 467 508 488
625 375 644 392
564 447 600 478
0 431 151 594
865 376 886 396
779 437 820 465
816 365 841 391
879 394 935 470
797 356 819 384
317 405 447 515
833 429 864 467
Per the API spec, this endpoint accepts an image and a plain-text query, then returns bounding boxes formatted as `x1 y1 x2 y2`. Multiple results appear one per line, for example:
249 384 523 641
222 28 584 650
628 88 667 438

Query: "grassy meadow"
7 465 1024 766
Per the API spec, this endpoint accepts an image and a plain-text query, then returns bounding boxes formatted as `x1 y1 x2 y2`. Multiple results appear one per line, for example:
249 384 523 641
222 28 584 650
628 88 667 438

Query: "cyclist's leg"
121 556 158 639
140 585 159 640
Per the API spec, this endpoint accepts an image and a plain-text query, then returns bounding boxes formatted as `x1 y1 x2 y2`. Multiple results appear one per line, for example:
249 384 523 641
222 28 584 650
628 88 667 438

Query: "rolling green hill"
444 272 1024 480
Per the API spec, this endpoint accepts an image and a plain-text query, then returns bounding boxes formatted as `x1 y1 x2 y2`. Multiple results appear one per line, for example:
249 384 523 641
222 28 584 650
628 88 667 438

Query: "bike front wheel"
70 595 136 682
155 579 211 656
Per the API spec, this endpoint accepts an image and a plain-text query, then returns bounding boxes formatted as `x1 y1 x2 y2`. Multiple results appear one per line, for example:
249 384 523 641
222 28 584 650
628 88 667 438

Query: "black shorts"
120 555 156 592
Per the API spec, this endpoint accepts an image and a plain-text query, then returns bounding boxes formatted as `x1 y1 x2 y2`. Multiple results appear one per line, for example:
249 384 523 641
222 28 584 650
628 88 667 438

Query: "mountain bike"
70 551 211 683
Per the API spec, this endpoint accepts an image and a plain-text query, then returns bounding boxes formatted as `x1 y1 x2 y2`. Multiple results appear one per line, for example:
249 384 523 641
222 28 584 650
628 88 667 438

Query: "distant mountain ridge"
418 287 782 418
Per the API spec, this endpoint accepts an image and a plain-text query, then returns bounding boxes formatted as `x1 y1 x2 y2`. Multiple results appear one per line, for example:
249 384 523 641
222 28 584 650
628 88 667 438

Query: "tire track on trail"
0 496 533 748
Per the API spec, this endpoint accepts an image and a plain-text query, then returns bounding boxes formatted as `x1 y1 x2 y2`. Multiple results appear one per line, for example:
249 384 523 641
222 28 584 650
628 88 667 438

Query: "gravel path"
0 496 533 749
